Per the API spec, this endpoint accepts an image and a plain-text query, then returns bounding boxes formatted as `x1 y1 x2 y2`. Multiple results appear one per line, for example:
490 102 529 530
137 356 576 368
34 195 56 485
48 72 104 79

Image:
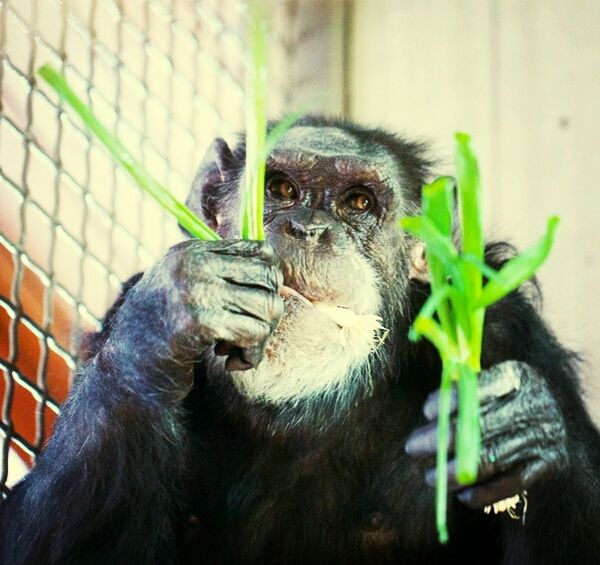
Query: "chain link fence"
0 0 325 497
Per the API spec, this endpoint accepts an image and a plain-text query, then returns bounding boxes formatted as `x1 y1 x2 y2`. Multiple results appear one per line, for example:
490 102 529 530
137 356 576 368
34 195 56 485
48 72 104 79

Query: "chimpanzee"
1 116 600 565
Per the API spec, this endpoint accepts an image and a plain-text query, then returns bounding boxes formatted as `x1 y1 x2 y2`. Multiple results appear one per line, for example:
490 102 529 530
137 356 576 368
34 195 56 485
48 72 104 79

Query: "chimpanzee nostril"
288 219 329 242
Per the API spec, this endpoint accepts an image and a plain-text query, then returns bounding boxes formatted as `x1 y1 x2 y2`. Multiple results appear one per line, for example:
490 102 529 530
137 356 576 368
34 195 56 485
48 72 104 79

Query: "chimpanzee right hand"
103 239 284 400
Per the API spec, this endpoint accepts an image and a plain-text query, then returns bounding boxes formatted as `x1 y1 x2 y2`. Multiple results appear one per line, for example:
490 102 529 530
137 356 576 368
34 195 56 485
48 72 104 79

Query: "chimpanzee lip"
280 284 315 305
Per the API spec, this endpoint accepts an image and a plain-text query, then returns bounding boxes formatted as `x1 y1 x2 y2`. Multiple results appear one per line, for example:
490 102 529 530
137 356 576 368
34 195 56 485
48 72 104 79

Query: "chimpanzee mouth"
276 254 379 315
276 255 347 306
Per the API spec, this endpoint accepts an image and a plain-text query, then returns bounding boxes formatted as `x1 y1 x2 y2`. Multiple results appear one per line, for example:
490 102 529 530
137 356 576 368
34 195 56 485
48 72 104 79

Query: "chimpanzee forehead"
267 126 396 183
273 126 364 156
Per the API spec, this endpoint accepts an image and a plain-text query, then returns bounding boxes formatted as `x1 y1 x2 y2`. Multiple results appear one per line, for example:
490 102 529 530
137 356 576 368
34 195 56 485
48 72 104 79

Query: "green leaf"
422 177 456 339
477 216 560 308
37 64 220 242
422 176 454 237
408 286 451 341
416 285 452 321
454 133 486 368
411 318 454 360
455 133 484 322
455 133 484 263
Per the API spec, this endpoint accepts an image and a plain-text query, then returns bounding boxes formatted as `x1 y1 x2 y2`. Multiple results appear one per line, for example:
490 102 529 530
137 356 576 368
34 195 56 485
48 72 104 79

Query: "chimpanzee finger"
456 472 524 509
211 311 272 370
423 361 524 421
171 238 275 263
423 430 539 491
225 347 255 371
216 340 270 369
223 261 283 293
409 387 526 459
223 283 284 329
205 240 277 264
477 433 539 481
405 420 456 458
424 459 461 490
239 342 266 369
203 310 271 350
457 459 547 509
200 255 282 292
423 387 458 421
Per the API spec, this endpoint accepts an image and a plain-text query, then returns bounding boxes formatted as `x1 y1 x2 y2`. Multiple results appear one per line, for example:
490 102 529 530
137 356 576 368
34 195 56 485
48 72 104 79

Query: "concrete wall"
347 0 600 421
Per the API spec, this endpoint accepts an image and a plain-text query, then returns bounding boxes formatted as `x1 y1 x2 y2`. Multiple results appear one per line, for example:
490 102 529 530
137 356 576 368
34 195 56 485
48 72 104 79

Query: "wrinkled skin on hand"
105 239 284 400
405 360 569 508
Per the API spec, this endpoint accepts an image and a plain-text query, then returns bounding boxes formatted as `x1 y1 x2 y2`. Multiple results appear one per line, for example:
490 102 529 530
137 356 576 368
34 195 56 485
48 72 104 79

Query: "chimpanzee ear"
182 138 240 235
409 240 430 282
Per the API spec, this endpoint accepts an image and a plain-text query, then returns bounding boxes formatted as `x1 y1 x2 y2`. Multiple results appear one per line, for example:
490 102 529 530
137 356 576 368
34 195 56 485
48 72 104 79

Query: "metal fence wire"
0 0 306 497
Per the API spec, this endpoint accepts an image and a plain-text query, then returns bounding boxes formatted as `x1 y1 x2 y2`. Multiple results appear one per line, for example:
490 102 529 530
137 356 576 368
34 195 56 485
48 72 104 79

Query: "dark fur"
2 117 600 564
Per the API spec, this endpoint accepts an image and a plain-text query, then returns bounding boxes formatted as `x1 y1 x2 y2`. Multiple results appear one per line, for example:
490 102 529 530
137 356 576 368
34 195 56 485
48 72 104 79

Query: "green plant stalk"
240 2 313 241
422 179 473 498
405 182 460 544
435 363 454 545
37 65 220 242
455 364 480 482
455 132 484 317
241 0 268 241
454 133 484 482
455 134 485 373
477 216 560 308
422 178 455 341
401 133 559 543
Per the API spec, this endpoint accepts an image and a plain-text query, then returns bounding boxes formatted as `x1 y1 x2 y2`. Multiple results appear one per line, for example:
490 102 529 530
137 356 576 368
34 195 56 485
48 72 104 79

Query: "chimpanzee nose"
287 218 329 242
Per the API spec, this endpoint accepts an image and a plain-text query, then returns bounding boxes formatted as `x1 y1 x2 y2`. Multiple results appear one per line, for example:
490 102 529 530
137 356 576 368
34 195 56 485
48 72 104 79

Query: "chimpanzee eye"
345 189 375 212
267 177 298 200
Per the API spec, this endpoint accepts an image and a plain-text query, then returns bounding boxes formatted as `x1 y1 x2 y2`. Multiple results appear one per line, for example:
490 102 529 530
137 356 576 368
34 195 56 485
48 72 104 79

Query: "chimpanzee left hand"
405 361 569 509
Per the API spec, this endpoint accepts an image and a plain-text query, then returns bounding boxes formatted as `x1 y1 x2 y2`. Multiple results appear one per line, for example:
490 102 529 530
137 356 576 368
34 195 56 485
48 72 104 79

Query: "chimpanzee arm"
2 353 187 565
0 240 283 565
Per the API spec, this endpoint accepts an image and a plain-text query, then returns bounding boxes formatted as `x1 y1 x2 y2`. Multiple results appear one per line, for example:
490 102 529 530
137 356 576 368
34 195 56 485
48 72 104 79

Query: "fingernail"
404 430 426 455
423 402 436 421
423 392 439 420
225 354 253 371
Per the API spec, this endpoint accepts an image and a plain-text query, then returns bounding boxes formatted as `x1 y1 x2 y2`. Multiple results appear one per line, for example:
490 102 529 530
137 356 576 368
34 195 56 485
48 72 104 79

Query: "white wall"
349 0 600 421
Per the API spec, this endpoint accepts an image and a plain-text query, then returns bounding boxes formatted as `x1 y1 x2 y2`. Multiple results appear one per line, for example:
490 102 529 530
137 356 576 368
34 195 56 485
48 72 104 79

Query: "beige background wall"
347 0 600 421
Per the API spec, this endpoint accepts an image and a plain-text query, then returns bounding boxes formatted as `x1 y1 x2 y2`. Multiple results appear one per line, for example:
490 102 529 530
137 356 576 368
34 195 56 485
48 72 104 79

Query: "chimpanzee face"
263 126 407 315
